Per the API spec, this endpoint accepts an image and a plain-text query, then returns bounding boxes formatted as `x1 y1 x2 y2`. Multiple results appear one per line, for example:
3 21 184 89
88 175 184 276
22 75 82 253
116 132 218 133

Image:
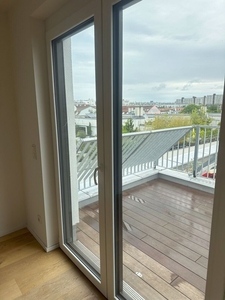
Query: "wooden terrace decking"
78 178 214 300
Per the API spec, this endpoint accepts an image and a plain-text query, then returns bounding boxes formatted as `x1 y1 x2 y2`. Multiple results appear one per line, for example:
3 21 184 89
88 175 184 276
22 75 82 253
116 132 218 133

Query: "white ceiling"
0 0 16 12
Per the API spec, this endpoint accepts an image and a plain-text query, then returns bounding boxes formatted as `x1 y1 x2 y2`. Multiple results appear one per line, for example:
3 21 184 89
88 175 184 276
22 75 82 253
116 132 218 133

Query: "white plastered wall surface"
0 11 26 236
5 0 73 251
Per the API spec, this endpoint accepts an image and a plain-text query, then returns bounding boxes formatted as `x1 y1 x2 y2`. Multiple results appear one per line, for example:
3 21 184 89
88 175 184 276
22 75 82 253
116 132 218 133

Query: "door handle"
94 167 99 185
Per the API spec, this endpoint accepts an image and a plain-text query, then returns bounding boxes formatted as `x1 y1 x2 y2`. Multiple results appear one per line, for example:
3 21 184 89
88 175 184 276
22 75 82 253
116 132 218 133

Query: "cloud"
122 0 225 97
152 83 167 91
211 84 224 90
181 79 201 91
71 0 225 102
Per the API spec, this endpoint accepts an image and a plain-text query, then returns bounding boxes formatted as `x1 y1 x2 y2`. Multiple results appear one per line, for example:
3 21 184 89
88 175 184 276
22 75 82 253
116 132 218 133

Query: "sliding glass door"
113 0 225 299
47 0 225 299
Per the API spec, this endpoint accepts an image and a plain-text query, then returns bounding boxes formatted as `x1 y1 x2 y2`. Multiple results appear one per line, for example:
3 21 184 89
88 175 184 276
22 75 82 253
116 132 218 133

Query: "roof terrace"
74 125 218 299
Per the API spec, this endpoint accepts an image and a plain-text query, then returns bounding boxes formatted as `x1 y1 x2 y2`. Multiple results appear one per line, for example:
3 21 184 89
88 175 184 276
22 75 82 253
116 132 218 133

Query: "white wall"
0 12 26 236
0 0 90 251
6 0 70 250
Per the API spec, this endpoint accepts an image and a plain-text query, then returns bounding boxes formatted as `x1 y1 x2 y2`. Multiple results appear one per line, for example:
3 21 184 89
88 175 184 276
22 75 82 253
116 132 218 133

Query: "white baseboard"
27 226 59 252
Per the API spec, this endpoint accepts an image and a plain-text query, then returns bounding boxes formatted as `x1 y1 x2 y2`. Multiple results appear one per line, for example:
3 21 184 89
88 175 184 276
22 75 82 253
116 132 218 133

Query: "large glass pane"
53 19 101 276
114 0 225 299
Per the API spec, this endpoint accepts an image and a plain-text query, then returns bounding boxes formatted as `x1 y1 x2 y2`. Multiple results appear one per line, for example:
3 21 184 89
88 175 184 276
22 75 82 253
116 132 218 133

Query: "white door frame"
46 0 107 296
46 0 225 299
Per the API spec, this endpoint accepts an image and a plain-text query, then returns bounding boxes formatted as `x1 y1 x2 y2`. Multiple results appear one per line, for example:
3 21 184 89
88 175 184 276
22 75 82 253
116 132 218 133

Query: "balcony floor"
78 178 213 300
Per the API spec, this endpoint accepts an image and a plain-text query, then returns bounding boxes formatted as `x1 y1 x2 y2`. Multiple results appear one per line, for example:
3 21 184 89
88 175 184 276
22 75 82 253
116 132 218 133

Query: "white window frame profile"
46 0 108 297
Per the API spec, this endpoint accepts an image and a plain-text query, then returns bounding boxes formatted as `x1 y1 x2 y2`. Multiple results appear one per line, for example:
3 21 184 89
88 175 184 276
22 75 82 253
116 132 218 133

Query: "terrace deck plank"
141 235 206 279
196 256 208 268
123 241 178 284
128 191 212 233
78 178 213 299
123 214 202 262
164 224 210 248
124 231 206 292
135 185 213 210
146 179 213 203
124 208 209 258
77 219 99 244
125 198 210 234
138 189 213 216
124 196 211 240
77 231 100 258
123 252 189 300
182 213 211 228
171 277 205 300
123 266 166 300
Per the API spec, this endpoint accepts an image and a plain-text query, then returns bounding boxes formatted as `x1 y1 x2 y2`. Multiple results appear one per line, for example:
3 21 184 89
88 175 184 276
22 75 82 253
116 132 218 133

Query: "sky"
70 0 225 103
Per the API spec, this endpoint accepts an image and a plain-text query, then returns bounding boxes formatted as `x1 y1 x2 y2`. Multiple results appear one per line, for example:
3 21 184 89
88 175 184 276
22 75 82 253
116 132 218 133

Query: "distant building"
176 94 223 106
76 105 96 116
147 106 161 115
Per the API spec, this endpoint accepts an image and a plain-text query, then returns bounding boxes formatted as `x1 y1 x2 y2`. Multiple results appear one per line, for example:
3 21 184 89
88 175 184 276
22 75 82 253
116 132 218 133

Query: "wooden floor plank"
124 209 209 258
77 231 100 258
77 220 99 244
123 266 166 300
171 277 205 300
0 228 29 243
2 250 74 295
123 200 168 226
182 213 211 229
196 256 208 268
126 192 212 235
0 240 43 269
164 223 210 248
0 232 36 255
123 241 178 284
0 230 106 300
143 183 213 208
1 179 211 300
124 214 202 262
124 197 211 240
0 279 22 300
123 252 189 300
143 179 213 204
81 206 99 221
130 184 212 215
78 178 213 296
134 190 212 217
138 191 213 221
124 231 206 292
142 235 207 279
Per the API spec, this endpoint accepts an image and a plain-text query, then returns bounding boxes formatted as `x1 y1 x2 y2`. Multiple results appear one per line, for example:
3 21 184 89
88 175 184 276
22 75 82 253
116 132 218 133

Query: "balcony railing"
76 125 220 191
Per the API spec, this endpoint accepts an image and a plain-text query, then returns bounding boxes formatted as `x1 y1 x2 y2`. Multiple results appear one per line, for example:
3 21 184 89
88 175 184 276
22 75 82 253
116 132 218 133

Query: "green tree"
190 108 212 142
122 118 137 133
77 130 86 138
191 108 212 125
181 104 200 114
152 115 191 130
144 120 153 130
207 104 221 113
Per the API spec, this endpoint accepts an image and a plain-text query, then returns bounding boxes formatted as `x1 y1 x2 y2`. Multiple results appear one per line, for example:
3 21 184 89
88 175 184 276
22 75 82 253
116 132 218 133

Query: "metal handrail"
76 125 220 191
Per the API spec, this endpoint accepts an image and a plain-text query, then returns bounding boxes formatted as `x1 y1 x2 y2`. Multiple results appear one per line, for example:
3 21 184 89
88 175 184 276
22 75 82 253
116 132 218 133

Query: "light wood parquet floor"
0 229 106 300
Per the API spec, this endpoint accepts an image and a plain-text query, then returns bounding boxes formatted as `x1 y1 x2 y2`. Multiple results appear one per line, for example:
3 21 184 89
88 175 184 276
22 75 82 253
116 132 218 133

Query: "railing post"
193 126 200 177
